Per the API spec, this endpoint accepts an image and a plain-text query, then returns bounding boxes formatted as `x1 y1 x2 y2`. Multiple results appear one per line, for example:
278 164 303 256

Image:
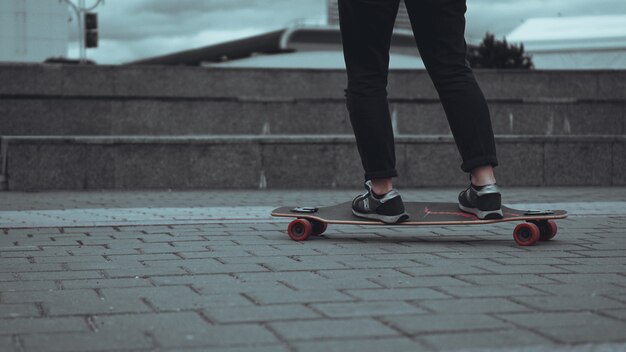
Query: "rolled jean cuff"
365 169 398 181
461 156 499 173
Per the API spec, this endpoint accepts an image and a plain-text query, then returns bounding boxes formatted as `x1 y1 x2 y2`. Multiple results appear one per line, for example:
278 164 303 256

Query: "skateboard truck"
291 207 319 213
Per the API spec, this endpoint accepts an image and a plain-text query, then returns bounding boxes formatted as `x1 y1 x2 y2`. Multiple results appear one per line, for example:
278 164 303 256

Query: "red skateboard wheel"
287 218 313 241
513 222 540 246
541 220 558 240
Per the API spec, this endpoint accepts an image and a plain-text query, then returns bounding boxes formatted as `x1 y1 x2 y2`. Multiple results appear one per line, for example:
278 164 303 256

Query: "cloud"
74 0 626 64
465 0 626 41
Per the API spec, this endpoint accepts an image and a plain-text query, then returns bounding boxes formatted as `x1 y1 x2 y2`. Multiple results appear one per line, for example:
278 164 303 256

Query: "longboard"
272 201 567 246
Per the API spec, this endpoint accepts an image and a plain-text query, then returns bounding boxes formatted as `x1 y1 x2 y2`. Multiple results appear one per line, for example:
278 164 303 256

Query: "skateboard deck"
272 201 567 246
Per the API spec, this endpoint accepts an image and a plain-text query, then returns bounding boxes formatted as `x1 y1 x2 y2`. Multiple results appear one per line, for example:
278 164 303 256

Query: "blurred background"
1 0 626 69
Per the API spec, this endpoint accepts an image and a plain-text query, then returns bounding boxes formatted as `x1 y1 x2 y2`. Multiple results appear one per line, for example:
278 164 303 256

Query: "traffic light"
84 12 98 48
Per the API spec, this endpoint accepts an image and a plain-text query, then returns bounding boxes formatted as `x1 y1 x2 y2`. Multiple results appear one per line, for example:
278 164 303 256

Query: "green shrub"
468 33 533 69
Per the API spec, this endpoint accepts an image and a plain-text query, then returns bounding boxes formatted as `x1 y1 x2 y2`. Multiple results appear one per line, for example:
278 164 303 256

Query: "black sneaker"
352 180 409 224
458 183 503 219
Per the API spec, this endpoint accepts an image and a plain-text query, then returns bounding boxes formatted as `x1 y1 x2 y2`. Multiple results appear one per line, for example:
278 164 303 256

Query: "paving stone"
0 263 64 273
160 345 289 352
209 255 297 265
65 260 145 271
527 283 626 296
270 318 399 340
21 330 153 351
417 298 531 314
363 253 442 260
0 303 41 318
260 258 350 272
336 259 425 269
204 304 320 323
420 329 553 350
18 270 104 281
61 277 153 289
193 281 288 295
108 253 182 263
311 301 427 318
93 312 277 347
155 324 279 348
293 337 426 352
538 324 626 344
344 287 450 301
150 274 239 286
0 317 89 334
433 251 517 259
31 255 108 264
488 257 576 265
370 276 471 288
437 284 546 298
245 287 353 305
317 268 413 280
178 249 255 259
456 274 560 285
0 280 57 292
176 259 268 275
564 257 624 265
496 311 624 329
100 286 253 311
399 265 493 276
13 289 152 315
104 266 188 278
468 265 573 275
0 273 17 281
552 264 626 274
600 308 626 322
511 295 625 312
0 336 14 352
278 277 382 291
382 313 511 335
542 273 626 285
235 271 325 283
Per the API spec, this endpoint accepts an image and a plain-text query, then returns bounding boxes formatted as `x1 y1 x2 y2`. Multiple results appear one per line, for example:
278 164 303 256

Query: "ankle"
470 165 497 187
370 178 393 195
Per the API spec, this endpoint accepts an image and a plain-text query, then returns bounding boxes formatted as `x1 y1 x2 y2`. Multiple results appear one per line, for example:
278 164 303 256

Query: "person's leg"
404 0 498 175
338 0 400 185
404 0 501 218
339 0 408 223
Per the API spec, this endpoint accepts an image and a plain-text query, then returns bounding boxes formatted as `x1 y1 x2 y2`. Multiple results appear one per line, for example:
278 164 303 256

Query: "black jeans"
338 0 498 180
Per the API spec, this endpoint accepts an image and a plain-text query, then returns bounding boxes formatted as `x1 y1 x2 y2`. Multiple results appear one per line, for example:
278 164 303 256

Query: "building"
130 1 423 69
327 0 412 31
507 15 626 69
0 0 70 63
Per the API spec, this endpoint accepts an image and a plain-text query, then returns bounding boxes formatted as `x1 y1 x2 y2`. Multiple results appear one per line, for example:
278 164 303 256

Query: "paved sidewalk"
0 188 625 351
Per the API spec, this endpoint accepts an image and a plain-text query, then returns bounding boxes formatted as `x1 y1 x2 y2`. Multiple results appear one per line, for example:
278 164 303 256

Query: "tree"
468 33 533 69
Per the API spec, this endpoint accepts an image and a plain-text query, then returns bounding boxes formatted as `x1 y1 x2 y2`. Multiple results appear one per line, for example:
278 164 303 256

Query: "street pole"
60 0 104 63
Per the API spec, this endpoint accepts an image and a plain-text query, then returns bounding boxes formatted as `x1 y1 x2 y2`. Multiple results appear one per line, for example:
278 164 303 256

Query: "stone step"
2 65 624 101
1 98 622 136
1 135 623 190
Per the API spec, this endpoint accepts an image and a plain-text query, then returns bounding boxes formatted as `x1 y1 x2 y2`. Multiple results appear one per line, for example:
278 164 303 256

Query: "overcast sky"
71 0 626 64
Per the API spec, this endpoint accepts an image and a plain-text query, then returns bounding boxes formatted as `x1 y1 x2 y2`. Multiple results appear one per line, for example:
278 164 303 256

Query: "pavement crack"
12 334 24 352
195 309 215 325
240 292 261 305
35 302 48 317
141 297 160 313
85 315 99 332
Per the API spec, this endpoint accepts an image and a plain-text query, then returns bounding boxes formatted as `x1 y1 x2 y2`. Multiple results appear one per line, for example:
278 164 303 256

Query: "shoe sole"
458 204 503 220
352 209 409 224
